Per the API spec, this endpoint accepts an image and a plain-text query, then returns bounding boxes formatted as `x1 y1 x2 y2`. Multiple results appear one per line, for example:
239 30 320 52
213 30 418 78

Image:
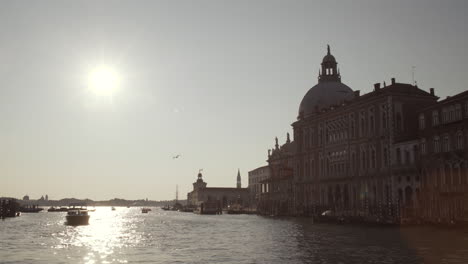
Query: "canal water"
1 207 468 264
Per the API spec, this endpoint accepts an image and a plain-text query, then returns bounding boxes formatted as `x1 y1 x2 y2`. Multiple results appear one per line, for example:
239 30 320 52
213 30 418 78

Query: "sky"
0 0 467 200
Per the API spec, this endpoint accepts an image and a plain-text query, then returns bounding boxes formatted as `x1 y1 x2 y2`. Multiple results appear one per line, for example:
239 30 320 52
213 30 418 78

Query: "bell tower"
236 169 241 188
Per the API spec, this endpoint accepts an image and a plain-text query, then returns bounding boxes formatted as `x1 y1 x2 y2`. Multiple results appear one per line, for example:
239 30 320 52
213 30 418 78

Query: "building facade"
187 171 250 209
258 46 457 223
418 91 468 223
248 165 270 208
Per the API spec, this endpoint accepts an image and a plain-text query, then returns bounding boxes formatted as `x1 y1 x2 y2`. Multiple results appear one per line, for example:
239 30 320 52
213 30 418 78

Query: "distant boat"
141 208 151 213
47 207 69 212
66 208 90 226
161 205 171 211
111 207 116 211
19 205 43 213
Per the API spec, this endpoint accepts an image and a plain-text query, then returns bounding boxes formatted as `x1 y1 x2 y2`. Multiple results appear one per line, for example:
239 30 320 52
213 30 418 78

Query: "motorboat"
66 208 90 225
141 208 152 213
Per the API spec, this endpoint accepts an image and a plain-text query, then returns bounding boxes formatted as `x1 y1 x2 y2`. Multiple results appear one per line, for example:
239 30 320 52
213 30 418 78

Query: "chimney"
430 88 435 96
354 90 360 97
391 78 395 85
374 83 381 91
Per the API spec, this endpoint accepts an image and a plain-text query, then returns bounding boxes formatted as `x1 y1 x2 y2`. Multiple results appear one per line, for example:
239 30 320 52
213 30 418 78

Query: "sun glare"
88 66 120 97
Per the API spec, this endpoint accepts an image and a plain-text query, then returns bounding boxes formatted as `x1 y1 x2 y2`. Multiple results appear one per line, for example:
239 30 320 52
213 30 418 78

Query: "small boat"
161 205 171 211
66 208 90 226
111 207 116 211
141 208 151 213
47 206 69 212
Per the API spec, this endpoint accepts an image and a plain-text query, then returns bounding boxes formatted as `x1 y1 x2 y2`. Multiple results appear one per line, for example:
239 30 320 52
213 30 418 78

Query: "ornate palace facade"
258 46 468 223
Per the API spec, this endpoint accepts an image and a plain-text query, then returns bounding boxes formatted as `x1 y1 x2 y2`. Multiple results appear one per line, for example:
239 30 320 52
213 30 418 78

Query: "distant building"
248 165 270 208
45 195 48 201
23 195 29 201
187 171 250 209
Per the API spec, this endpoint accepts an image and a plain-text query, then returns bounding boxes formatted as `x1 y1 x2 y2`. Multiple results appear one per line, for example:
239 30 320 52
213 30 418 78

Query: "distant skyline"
1 0 467 200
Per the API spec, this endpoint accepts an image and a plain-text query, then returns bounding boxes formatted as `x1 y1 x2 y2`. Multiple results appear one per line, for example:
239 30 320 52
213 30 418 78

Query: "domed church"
259 45 439 218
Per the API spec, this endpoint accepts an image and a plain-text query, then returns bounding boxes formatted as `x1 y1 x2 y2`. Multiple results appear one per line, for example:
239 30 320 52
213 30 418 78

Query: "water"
1 207 468 264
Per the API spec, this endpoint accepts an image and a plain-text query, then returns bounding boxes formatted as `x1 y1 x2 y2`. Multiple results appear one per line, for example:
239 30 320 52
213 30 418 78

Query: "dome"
322 54 336 63
298 81 354 118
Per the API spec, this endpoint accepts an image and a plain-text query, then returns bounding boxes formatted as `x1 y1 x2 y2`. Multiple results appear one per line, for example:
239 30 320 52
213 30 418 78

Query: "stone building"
418 91 468 223
258 134 296 215
187 171 250 209
259 46 441 220
248 165 270 208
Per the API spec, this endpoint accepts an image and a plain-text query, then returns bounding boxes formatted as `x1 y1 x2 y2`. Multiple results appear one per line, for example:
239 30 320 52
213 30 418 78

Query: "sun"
88 65 120 97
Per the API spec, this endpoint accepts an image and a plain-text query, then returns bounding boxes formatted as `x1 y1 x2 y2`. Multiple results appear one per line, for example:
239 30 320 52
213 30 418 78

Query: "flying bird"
173 154 181 159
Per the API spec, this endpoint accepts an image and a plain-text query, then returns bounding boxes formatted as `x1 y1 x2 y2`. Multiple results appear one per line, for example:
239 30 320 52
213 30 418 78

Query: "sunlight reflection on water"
1 207 468 264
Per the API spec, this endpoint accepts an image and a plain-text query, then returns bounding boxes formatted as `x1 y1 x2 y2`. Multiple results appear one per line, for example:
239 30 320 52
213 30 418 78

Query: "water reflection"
1 208 468 263
53 207 145 263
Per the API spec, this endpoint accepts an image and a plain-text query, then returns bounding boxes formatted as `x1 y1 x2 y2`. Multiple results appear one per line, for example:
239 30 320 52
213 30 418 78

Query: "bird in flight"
173 154 181 159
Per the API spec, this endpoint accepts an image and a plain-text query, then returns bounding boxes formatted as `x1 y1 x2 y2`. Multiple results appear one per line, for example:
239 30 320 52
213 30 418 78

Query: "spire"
327 44 330 55
286 132 291 143
236 169 241 188
275 137 279 150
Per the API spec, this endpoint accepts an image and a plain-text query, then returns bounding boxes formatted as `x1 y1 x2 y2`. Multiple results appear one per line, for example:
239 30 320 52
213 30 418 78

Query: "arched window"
433 136 440 153
419 113 425 130
456 131 464 149
381 105 388 129
432 110 439 126
421 138 426 154
443 134 450 152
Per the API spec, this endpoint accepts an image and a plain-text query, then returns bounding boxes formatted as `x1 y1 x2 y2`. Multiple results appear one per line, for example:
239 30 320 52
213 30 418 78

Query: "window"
442 108 448 123
433 136 440 153
419 114 425 130
371 149 376 168
456 131 464 149
455 104 462 120
443 134 450 152
381 105 388 130
350 115 355 138
432 110 439 126
421 139 426 154
383 146 388 167
369 107 375 133
360 111 366 137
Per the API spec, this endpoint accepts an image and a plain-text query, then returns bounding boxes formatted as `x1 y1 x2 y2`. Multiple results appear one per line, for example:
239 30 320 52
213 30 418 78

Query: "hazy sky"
1 0 467 200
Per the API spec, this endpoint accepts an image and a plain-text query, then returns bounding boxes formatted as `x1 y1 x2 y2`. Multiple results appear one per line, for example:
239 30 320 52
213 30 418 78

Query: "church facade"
187 170 250 209
258 46 468 223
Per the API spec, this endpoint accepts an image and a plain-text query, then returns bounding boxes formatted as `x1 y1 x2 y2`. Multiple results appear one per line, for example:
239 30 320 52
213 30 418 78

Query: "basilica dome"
298 82 354 117
298 45 354 118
